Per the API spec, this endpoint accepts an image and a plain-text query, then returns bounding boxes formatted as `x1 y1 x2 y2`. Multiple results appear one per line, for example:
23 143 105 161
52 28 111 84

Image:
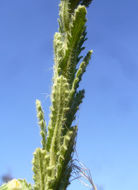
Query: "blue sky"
0 0 138 189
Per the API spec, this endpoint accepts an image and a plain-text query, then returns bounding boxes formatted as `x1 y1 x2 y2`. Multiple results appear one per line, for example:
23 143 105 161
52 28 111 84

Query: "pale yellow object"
8 179 22 190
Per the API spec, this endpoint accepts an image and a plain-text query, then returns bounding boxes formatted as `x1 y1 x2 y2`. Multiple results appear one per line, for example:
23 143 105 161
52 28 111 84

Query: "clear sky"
0 0 138 190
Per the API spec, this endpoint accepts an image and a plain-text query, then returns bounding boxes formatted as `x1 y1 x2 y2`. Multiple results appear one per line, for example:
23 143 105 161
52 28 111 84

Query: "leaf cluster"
32 0 93 189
